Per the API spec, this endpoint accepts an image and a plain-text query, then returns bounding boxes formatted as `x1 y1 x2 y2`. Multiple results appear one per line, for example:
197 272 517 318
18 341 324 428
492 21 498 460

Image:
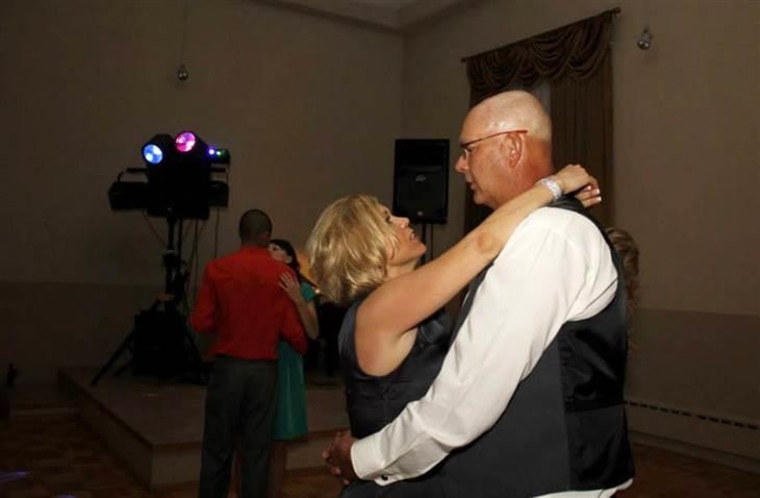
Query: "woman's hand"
552 164 602 208
279 272 303 304
574 184 602 208
281 272 320 339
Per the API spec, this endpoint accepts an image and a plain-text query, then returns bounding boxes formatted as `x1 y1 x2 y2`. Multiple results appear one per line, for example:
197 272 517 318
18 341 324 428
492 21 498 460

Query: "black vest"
436 197 634 497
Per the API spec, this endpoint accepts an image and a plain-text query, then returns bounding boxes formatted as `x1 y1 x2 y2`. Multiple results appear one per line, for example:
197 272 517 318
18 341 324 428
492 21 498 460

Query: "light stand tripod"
91 212 206 386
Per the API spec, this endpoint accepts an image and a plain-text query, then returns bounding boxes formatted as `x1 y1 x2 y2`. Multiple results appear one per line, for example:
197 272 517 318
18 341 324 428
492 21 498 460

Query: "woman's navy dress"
338 300 452 497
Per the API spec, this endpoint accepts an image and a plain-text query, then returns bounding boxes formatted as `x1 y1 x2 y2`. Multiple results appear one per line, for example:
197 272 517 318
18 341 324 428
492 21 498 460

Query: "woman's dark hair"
270 238 301 277
605 227 640 326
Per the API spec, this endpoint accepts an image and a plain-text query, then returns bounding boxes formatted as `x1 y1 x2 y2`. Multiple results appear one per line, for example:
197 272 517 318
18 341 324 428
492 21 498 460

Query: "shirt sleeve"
190 265 217 334
351 209 618 483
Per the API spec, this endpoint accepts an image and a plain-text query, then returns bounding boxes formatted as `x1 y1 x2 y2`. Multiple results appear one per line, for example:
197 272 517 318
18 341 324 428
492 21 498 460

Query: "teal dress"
272 281 314 440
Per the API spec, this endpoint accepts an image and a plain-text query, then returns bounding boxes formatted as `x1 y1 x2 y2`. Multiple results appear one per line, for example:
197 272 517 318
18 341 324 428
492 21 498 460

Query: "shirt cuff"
351 434 399 486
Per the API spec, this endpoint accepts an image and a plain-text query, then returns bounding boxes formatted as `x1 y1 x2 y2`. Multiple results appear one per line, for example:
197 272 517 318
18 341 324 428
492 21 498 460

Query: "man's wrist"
350 437 373 480
351 435 391 483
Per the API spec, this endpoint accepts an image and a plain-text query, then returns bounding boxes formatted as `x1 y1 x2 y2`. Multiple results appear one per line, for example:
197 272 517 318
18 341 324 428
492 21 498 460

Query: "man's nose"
454 155 468 173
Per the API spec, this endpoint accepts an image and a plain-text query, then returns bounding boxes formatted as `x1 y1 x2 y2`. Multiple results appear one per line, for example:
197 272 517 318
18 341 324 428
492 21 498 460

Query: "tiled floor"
2 378 759 498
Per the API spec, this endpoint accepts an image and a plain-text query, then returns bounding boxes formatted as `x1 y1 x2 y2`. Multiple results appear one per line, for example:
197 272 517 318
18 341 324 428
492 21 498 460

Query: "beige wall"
0 0 403 381
1 0 758 459
404 0 759 314
400 0 759 455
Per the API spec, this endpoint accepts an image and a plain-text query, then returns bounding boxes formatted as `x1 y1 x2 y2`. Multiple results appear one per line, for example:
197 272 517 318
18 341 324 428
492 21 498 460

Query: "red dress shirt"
190 245 307 360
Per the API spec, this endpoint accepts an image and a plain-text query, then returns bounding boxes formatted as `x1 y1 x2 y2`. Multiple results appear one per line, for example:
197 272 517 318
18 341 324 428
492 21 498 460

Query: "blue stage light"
141 134 175 166
142 144 164 164
207 147 231 164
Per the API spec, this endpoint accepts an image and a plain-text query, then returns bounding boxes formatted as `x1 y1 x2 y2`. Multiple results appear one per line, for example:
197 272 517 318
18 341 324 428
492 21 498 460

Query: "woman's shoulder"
299 280 317 301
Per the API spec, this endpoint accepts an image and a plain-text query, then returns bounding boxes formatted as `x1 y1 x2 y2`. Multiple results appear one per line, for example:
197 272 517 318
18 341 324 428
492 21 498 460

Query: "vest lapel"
449 263 492 346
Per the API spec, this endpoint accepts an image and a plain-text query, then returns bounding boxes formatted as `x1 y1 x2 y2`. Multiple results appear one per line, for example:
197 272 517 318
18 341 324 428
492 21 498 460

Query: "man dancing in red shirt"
191 209 307 498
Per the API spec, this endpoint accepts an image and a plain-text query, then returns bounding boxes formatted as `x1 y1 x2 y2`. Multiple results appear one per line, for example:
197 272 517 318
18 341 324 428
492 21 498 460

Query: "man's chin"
472 192 487 206
472 194 498 210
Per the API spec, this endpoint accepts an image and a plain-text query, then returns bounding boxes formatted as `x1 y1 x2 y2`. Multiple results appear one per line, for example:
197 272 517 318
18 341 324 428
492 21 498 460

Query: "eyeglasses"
459 129 528 160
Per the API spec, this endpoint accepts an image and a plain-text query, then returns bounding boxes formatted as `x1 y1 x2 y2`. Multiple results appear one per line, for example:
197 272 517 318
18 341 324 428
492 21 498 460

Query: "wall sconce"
176 63 189 82
637 27 653 50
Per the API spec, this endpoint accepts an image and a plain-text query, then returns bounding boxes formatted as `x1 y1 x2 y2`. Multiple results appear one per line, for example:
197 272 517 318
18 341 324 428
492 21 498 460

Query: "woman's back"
339 302 453 438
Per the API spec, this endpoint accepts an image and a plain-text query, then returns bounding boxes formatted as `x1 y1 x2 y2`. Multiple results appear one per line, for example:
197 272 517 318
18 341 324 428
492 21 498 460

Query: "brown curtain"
463 9 617 232
550 56 614 225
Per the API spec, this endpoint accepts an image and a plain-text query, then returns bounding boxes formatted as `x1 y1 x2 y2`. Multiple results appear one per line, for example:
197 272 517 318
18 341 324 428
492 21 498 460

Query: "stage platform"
58 367 348 489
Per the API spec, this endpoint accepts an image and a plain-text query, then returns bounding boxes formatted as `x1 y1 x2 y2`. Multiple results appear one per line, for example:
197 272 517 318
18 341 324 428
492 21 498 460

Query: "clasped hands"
322 430 359 485
553 164 602 208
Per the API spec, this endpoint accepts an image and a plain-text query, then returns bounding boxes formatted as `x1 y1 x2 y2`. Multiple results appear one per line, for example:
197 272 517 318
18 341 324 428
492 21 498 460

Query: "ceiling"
262 0 474 32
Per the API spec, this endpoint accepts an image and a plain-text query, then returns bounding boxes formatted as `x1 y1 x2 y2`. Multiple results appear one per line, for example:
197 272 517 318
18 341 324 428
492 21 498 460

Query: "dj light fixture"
109 130 231 220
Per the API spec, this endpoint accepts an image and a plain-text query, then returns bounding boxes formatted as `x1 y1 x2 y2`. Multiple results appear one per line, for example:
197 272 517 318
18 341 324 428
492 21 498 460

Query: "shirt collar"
240 244 270 256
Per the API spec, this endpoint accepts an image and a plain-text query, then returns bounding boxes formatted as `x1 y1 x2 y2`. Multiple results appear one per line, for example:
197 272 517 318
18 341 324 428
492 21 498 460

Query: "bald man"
327 90 634 497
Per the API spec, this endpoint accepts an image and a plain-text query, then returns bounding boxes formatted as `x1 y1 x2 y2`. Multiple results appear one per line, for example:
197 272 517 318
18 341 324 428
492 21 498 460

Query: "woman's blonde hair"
307 195 399 306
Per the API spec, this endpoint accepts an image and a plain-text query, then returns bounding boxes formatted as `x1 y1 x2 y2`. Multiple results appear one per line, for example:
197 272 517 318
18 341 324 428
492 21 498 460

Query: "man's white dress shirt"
351 207 632 497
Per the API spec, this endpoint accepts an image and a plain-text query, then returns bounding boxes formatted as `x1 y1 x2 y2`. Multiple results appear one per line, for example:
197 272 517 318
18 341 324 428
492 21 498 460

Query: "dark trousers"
198 356 277 498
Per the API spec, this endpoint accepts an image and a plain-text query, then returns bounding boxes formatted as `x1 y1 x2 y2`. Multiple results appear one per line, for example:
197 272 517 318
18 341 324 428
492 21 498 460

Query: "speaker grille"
393 139 450 224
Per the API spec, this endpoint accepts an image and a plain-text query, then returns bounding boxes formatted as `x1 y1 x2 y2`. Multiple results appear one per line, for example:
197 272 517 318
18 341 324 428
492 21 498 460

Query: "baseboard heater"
624 397 760 474
625 399 759 432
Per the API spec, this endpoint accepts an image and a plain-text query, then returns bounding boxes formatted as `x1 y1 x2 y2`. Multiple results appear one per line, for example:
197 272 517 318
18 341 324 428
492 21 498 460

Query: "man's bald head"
466 90 551 144
239 209 272 247
456 90 554 208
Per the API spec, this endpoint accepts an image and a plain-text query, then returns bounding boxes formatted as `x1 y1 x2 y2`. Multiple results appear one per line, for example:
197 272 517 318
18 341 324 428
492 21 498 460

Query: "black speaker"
132 309 187 377
393 139 450 224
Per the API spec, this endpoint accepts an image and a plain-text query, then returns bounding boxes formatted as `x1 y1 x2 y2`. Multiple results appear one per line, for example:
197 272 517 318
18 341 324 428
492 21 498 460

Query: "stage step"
57 367 348 488
5 381 76 413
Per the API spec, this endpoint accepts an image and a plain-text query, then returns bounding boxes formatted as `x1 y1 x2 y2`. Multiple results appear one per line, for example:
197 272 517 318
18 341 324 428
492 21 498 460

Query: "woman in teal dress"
268 238 319 498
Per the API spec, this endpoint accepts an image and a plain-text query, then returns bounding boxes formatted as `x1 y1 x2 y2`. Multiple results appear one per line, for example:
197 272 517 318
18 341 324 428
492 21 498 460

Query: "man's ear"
503 132 524 168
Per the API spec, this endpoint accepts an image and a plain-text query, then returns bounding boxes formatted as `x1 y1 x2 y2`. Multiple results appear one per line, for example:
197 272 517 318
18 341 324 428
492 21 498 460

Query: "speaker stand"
90 213 205 386
419 223 431 264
